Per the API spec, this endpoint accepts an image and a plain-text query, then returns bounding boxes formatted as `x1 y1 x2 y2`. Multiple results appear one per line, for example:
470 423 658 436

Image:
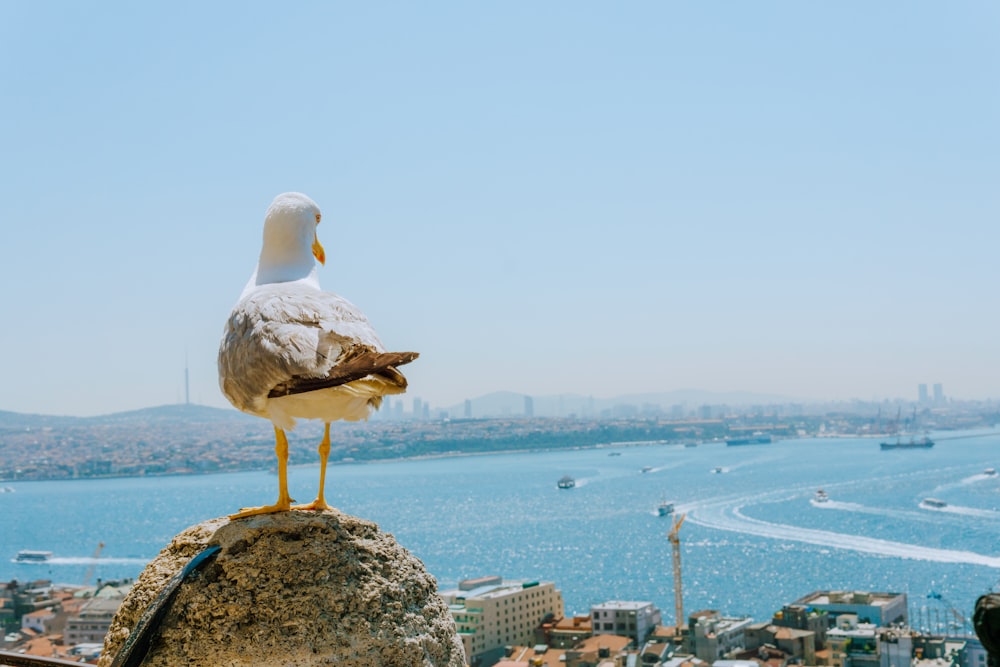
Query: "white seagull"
218 192 417 519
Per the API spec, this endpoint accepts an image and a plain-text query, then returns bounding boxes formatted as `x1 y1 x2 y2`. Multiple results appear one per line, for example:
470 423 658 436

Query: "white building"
689 610 754 662
440 576 564 667
591 600 662 646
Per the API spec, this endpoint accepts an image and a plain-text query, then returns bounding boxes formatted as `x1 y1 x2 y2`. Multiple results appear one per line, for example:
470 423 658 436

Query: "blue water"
2 431 998 628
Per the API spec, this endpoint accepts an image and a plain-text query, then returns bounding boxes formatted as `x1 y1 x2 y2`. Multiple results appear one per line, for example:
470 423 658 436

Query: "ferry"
557 476 575 489
922 498 947 508
814 489 829 503
15 550 53 562
657 501 675 517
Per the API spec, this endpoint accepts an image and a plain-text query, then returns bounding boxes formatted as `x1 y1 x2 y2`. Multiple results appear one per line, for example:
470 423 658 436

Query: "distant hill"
0 403 253 429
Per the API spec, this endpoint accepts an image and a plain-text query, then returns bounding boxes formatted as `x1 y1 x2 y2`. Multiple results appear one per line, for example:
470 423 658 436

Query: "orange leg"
293 422 332 512
230 426 295 519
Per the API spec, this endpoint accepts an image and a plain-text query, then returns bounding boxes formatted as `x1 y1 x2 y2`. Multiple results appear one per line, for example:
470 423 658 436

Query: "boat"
657 501 675 516
557 476 575 489
985 468 997 476
880 435 934 450
726 434 772 446
922 498 947 508
814 489 829 503
641 466 654 473
712 466 725 474
607 452 622 457
15 550 53 562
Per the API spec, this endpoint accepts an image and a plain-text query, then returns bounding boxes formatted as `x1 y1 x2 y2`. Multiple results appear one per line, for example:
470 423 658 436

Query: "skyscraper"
933 383 944 404
918 384 928 403
524 395 534 418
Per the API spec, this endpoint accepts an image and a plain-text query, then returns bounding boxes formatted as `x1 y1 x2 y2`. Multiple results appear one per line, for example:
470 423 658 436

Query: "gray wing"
218 283 402 414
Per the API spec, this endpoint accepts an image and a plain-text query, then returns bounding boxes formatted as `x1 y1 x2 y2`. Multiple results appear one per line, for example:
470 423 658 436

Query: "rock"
99 511 466 667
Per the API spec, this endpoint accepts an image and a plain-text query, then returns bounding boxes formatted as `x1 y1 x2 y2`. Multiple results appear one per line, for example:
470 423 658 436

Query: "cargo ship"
15 550 53 562
880 435 934 450
726 434 772 446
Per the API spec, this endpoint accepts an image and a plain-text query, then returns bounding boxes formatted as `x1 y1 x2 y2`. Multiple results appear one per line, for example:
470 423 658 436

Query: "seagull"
218 192 417 519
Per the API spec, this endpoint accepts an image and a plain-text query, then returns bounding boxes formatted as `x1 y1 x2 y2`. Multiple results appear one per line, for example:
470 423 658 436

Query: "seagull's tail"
267 351 418 399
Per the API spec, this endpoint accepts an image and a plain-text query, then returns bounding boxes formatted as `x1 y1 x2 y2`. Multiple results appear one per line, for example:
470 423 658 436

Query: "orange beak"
312 233 326 265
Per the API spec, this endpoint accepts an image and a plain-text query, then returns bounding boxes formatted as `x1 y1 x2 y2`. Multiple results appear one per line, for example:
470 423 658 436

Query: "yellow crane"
668 514 686 635
83 542 105 587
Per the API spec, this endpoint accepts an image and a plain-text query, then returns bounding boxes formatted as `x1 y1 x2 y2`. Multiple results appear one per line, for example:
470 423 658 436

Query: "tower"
918 383 928 404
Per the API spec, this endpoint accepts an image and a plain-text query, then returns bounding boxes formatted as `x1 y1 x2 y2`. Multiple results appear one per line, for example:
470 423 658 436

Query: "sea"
2 429 999 633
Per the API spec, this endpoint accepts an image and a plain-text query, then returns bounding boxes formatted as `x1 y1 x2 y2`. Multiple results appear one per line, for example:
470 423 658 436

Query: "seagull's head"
255 192 326 286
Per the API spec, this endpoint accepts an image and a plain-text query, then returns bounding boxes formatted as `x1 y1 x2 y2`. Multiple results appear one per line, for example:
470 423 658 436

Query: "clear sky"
1 2 997 417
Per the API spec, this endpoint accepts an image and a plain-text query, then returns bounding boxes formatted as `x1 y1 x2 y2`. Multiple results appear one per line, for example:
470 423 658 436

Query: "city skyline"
2 3 998 417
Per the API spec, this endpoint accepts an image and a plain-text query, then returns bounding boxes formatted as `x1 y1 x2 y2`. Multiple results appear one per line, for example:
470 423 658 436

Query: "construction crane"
668 514 686 635
82 542 105 587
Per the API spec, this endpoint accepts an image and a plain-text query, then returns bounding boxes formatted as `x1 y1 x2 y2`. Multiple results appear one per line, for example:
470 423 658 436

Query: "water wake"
11 557 150 566
686 495 1000 568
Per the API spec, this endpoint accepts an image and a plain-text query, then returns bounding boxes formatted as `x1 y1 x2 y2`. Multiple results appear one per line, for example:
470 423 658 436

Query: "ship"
922 497 947 508
985 468 997 476
726 434 772 446
880 435 934 450
641 466 654 473
712 466 725 474
557 475 575 489
657 501 675 517
15 550 53 562
814 489 829 503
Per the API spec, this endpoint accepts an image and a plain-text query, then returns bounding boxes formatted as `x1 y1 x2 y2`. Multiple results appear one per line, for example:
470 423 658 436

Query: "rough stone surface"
99 511 466 667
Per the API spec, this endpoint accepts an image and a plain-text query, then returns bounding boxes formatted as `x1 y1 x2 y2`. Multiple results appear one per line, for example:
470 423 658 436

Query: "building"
536 614 593 649
772 602 832 647
933 384 944 405
63 580 131 647
687 610 753 662
524 396 534 418
793 591 908 627
826 615 880 667
440 576 565 667
20 608 56 635
919 384 929 403
64 597 121 645
745 622 817 664
591 600 662 646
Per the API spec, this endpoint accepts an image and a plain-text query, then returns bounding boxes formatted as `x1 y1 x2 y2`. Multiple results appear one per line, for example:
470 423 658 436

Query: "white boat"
15 550 53 562
814 489 829 503
712 467 725 474
923 498 947 508
557 476 575 489
985 468 997 476
657 501 675 516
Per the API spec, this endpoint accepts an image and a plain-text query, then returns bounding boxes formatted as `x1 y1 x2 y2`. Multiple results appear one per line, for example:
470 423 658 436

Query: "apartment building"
440 576 565 667
590 600 662 646
687 610 753 662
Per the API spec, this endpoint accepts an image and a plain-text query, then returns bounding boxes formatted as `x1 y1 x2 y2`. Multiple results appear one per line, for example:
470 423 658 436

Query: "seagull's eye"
315 213 321 226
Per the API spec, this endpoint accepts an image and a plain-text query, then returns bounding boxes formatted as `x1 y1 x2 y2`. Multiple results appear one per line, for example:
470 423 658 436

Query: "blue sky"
1 2 997 416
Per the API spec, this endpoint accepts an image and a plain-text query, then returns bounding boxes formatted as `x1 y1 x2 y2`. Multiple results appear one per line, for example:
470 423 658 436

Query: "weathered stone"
100 511 465 667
